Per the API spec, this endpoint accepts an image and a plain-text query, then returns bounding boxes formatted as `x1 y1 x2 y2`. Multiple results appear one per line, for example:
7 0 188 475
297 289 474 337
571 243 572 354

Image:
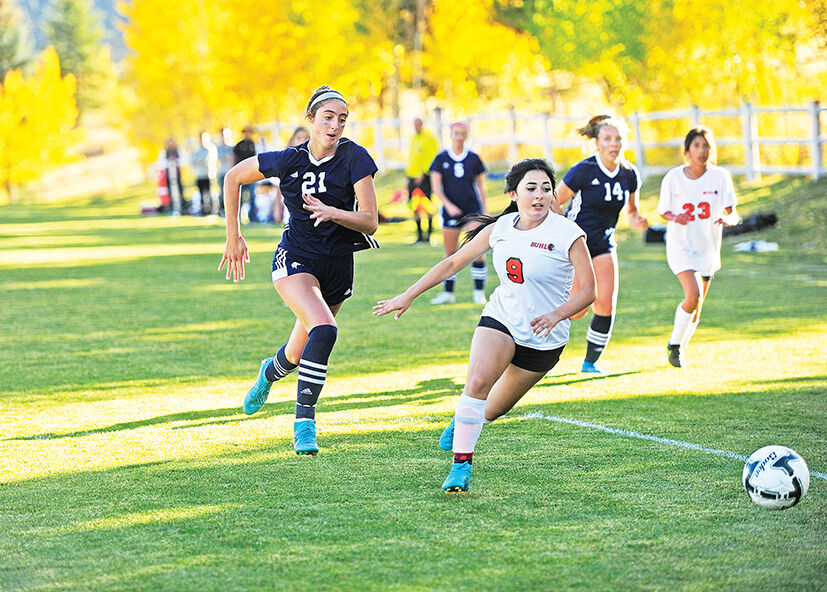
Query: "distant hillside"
18 0 128 62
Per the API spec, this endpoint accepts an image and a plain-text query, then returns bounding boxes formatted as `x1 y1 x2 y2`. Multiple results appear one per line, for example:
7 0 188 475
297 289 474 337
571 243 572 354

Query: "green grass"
1 175 825 591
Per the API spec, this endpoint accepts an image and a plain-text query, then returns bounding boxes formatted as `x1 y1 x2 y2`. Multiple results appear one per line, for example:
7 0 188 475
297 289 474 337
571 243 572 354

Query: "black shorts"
271 246 354 305
442 201 482 230
407 175 432 199
585 227 617 258
478 316 565 373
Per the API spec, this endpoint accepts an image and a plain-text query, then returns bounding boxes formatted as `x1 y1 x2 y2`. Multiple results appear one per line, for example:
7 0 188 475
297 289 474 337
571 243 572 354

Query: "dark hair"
461 158 557 245
306 85 347 118
577 114 615 139
683 126 717 162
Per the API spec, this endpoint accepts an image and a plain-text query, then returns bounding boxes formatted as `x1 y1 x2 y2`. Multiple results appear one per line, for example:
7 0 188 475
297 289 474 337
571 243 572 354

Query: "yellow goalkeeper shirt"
405 130 440 178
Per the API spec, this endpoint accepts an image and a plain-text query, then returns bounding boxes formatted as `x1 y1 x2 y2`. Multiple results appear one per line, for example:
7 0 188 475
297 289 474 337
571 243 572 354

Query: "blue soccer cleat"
294 419 319 456
442 461 472 494
581 360 603 374
439 418 455 451
243 358 273 415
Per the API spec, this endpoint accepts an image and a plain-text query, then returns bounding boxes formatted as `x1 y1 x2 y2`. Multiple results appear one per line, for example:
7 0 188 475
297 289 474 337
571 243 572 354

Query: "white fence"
259 102 826 181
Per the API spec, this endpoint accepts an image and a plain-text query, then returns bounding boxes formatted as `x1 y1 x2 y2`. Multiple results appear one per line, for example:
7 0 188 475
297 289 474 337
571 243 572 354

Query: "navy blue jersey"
430 149 486 213
258 138 379 258
563 156 641 241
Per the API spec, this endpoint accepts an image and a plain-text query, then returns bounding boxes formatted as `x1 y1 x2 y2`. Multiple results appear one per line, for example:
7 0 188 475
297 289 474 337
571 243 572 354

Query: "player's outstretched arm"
218 156 264 282
373 225 494 319
529 237 596 337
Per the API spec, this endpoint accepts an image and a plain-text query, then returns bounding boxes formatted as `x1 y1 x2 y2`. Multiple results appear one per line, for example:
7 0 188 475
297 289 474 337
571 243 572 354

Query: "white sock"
452 394 486 453
669 305 693 345
681 319 699 350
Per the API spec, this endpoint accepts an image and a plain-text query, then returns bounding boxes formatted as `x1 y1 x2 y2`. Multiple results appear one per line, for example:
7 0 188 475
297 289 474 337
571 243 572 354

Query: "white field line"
521 412 827 481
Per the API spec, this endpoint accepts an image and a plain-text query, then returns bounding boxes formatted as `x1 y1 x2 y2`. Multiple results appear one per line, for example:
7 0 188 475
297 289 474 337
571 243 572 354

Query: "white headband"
309 91 347 111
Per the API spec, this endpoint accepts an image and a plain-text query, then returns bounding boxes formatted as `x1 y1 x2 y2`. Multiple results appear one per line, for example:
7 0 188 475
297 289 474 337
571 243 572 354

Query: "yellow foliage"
0 48 78 199
120 0 394 151
423 0 547 112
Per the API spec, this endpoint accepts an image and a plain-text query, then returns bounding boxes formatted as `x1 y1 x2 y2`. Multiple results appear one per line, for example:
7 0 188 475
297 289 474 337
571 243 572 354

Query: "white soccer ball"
743 445 809 510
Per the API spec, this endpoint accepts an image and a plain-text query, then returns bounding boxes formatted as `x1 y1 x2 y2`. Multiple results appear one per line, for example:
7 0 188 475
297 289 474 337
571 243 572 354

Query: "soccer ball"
743 445 809 510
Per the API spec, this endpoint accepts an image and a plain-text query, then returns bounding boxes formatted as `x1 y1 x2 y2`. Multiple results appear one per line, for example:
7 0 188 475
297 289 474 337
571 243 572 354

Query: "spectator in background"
191 131 219 215
234 126 258 222
164 137 186 216
273 126 311 226
217 128 235 217
405 117 440 244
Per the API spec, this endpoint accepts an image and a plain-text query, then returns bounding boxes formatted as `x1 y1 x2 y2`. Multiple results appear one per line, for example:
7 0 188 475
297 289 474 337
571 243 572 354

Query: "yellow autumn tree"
120 0 394 153
0 47 78 202
423 0 548 113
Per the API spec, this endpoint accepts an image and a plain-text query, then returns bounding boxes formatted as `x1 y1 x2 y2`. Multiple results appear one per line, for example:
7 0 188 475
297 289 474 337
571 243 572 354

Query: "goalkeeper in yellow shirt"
406 118 440 244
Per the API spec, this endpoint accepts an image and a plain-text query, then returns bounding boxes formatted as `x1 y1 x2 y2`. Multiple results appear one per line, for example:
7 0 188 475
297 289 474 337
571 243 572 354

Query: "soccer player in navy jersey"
429 122 490 306
218 85 379 455
556 115 649 374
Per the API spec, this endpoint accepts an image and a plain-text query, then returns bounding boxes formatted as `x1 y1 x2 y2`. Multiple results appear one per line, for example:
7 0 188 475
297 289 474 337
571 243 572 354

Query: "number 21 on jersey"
302 172 327 194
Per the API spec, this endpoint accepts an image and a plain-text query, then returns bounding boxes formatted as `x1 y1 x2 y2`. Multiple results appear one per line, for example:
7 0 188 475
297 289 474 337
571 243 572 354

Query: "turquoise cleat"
442 461 472 494
294 419 319 456
439 418 455 451
580 360 603 374
243 358 273 415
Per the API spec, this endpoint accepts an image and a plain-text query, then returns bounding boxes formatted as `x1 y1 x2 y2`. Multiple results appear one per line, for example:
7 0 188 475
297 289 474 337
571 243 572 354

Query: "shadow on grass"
6 378 461 442
2 376 825 591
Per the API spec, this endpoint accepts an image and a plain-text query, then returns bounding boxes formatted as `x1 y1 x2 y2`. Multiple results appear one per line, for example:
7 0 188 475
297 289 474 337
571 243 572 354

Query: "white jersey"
658 164 737 275
481 212 586 350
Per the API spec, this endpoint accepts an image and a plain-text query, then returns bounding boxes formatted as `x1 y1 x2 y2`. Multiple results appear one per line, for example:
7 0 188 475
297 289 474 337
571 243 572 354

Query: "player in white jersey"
658 127 738 368
374 159 595 494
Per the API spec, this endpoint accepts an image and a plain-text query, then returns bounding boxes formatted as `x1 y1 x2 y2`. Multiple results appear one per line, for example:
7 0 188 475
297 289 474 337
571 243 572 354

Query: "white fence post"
374 118 386 171
690 104 700 128
541 112 553 165
741 102 761 183
433 107 443 147
508 106 518 164
810 100 822 181
630 112 647 178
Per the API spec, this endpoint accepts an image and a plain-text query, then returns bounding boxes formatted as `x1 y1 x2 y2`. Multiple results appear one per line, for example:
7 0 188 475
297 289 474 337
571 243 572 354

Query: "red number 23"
681 202 711 221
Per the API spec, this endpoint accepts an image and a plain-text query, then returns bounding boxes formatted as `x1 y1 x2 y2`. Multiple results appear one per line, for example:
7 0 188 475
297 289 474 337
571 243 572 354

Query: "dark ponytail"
461 158 557 245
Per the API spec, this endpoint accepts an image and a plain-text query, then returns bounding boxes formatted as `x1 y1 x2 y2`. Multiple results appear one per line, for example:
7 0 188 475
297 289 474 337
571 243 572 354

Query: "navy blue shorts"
585 227 617 258
442 200 482 230
271 246 354 306
478 316 565 373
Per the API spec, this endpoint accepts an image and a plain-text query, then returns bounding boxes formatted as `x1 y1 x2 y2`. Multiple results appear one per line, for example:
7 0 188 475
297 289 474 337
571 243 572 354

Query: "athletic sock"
669 305 693 346
454 452 473 464
415 218 423 241
426 216 433 239
264 344 298 382
585 314 614 363
444 274 457 293
471 261 487 290
295 324 338 420
451 394 486 455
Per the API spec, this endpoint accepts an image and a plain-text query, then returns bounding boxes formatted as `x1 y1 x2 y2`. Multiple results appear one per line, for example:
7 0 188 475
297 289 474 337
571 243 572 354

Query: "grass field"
1 173 825 591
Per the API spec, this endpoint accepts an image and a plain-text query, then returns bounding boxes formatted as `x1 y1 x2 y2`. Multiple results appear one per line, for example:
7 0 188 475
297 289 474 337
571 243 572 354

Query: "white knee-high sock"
452 394 486 453
669 305 693 346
